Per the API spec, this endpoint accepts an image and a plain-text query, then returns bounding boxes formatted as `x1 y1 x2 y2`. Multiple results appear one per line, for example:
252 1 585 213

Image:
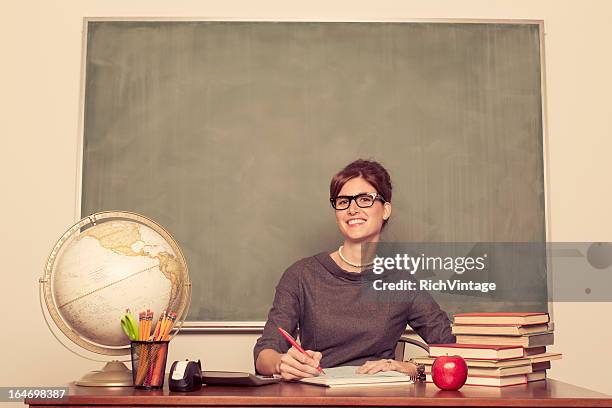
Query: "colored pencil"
278 327 324 374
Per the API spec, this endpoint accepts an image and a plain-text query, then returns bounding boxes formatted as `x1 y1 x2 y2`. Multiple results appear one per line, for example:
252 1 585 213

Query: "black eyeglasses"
330 192 386 210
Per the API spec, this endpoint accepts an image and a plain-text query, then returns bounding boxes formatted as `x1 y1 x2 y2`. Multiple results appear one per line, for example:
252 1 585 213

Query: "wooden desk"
26 379 612 407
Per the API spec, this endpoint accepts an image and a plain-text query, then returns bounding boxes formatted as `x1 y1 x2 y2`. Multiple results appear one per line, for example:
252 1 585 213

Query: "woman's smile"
347 217 367 226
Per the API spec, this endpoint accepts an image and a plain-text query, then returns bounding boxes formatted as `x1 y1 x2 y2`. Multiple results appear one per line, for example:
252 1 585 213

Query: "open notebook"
298 366 414 387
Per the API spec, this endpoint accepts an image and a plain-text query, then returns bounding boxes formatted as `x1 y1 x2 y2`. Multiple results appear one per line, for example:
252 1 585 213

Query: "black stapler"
169 360 202 392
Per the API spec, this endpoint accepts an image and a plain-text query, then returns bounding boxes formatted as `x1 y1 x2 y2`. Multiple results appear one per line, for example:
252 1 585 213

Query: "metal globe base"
75 361 132 387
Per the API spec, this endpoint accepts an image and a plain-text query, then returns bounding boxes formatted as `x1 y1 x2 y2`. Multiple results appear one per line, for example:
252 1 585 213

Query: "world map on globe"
44 213 190 355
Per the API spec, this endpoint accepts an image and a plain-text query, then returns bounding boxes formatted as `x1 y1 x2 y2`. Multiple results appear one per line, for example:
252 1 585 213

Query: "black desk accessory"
202 371 281 386
168 360 202 392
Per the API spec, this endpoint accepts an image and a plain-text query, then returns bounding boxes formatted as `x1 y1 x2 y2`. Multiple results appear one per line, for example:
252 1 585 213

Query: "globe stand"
75 361 132 387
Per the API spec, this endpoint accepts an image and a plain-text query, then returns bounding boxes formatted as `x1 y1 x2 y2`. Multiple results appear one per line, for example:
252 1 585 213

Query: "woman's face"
334 177 392 244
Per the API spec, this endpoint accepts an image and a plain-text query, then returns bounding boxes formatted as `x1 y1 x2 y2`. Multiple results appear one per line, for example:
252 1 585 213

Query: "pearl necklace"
338 245 375 268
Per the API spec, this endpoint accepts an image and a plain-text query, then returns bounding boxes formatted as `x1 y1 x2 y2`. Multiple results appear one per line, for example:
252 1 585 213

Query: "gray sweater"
254 252 455 369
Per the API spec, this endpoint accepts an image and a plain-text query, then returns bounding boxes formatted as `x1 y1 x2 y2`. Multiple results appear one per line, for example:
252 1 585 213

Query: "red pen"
278 327 325 374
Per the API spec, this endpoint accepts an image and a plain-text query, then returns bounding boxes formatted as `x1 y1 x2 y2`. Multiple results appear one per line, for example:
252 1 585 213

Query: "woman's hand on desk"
356 359 418 376
279 347 323 380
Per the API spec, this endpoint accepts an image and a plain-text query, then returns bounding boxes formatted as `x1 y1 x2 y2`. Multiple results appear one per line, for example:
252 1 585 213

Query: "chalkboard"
80 21 547 326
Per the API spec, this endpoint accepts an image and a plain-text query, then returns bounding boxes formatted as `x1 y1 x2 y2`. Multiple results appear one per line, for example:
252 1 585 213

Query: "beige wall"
1 0 611 397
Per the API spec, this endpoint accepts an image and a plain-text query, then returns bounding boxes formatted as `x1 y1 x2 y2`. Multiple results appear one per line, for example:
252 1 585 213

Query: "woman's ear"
383 202 392 220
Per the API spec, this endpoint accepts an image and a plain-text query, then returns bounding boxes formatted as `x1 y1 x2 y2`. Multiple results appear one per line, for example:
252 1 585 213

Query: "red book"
452 323 549 336
426 373 527 387
455 332 554 347
453 312 549 325
428 344 524 360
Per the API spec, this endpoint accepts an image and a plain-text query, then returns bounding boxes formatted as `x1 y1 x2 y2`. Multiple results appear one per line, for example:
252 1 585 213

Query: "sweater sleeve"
406 290 456 344
253 262 303 369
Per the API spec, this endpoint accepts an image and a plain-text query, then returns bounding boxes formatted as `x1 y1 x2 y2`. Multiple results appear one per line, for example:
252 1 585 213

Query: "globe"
40 211 191 386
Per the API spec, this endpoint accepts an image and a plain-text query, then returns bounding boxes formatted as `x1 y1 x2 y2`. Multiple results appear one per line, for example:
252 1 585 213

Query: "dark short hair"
330 159 392 227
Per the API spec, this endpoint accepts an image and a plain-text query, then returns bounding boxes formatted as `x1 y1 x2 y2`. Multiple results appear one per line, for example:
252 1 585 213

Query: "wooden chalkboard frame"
75 18 552 333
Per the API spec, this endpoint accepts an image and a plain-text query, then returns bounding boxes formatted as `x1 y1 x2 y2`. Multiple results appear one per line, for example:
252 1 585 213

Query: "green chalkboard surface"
80 21 547 326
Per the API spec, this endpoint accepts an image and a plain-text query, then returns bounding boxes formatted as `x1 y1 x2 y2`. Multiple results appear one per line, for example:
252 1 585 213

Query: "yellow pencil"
138 311 145 341
146 310 152 340
163 312 176 340
152 316 162 340
161 313 171 340
156 311 167 341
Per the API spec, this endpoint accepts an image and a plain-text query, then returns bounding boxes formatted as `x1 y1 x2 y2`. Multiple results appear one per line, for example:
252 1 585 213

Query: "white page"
298 365 413 387
318 366 406 379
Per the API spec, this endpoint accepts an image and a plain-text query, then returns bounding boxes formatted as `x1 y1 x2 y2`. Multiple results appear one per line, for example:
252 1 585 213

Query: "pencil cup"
130 341 170 389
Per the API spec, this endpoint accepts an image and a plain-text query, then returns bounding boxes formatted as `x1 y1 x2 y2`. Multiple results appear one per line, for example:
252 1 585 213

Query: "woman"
254 159 455 379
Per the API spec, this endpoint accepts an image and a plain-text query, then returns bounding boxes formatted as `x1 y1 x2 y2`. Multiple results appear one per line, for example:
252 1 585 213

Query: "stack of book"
421 312 562 387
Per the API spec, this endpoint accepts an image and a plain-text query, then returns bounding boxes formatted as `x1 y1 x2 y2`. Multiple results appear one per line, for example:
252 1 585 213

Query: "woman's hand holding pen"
278 347 323 380
356 359 418 376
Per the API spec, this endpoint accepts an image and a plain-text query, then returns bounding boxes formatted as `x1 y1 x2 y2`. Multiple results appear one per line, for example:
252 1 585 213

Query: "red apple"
431 355 468 390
